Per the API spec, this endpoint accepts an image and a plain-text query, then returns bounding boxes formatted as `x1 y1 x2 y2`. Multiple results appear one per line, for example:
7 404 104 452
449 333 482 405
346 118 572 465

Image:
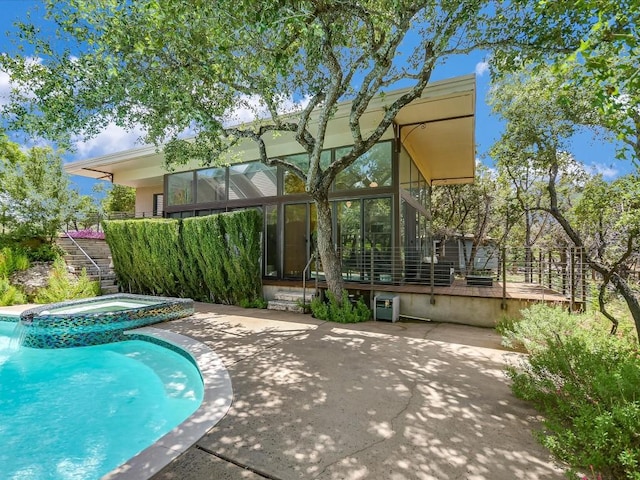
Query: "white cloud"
71 123 147 159
590 163 618 179
0 69 12 106
475 60 489 77
223 93 312 127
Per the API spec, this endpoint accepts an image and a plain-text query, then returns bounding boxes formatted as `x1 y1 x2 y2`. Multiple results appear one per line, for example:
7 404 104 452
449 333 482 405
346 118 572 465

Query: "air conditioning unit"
373 294 399 322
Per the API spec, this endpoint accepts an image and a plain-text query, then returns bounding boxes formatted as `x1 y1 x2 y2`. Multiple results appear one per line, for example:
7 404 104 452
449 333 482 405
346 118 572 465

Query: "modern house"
66 74 572 326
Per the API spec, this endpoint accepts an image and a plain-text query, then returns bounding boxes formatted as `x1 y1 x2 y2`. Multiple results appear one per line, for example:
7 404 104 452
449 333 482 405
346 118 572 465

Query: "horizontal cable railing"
310 244 590 307
499 246 589 307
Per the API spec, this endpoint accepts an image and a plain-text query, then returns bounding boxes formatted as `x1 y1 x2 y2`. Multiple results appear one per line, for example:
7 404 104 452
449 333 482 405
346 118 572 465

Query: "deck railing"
309 244 590 309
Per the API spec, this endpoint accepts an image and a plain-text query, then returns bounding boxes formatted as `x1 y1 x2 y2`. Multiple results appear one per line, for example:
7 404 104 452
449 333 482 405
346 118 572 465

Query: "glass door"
283 204 308 278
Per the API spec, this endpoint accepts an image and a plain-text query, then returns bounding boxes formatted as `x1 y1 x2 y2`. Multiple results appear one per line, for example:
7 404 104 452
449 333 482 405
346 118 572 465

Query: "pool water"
45 300 159 315
0 321 204 480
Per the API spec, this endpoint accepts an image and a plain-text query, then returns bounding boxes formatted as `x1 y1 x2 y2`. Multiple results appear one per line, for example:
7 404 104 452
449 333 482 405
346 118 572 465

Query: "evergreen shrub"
104 210 263 305
0 247 30 277
501 304 640 480
0 277 26 306
34 257 100 303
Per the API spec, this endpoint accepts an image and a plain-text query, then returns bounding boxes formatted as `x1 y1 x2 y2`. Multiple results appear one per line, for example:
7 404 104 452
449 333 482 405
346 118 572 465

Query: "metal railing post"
430 245 435 305
302 252 316 309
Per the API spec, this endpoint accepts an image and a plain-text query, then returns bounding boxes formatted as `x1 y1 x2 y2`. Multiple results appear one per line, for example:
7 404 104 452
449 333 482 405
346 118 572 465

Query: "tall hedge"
103 209 262 304
220 210 262 304
181 214 229 302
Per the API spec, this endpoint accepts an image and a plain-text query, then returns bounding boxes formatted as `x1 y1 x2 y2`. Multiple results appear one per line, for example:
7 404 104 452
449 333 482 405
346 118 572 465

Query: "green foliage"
0 135 86 240
103 218 193 297
0 235 63 262
0 247 30 278
239 298 268 309
310 292 371 323
0 277 26 306
102 184 136 215
0 0 562 301
25 243 63 262
33 257 100 304
104 210 263 305
181 214 226 302
219 210 263 305
502 305 640 479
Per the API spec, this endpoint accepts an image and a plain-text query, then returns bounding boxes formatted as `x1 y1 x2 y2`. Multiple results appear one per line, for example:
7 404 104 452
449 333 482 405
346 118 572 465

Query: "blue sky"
0 1 630 196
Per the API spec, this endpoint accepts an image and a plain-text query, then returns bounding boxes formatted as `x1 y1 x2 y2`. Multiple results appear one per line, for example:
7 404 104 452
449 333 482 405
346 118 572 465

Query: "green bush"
0 277 26 306
310 291 371 323
239 297 268 309
0 247 30 278
0 235 61 262
25 242 62 262
501 304 640 480
104 209 263 305
34 257 100 303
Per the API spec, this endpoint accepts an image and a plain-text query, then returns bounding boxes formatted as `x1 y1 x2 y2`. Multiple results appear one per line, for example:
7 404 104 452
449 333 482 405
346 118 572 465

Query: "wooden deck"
264 277 574 304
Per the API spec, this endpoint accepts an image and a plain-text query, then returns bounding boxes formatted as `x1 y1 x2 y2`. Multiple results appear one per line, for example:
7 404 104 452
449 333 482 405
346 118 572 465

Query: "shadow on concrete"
154 304 563 480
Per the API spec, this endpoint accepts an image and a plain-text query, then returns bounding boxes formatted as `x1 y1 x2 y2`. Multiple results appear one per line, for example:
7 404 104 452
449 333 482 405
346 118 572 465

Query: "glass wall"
283 204 308 278
335 141 392 190
196 167 226 203
229 162 277 199
364 197 393 282
163 140 418 281
167 172 194 206
399 144 432 281
336 200 362 280
283 153 308 195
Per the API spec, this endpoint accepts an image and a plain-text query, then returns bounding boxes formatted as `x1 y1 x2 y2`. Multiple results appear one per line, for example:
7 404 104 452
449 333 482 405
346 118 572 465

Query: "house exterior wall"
135 186 162 216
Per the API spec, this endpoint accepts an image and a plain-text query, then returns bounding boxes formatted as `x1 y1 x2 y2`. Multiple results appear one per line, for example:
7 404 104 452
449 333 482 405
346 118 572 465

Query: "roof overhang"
395 75 475 186
65 74 476 188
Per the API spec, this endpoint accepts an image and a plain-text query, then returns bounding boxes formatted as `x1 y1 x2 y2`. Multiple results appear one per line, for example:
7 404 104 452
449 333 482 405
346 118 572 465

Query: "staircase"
56 236 119 295
267 290 314 313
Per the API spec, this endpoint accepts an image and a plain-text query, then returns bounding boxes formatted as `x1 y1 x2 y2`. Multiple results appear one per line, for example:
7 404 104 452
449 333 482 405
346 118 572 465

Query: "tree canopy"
2 0 573 298
0 134 89 240
489 65 640 338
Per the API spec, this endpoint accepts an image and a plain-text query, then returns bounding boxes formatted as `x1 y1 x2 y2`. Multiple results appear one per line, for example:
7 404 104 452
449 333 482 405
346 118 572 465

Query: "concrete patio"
153 303 565 480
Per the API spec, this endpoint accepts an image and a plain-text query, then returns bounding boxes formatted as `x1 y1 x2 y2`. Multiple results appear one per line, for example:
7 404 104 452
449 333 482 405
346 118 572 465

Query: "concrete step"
267 300 305 313
100 285 119 295
273 291 314 302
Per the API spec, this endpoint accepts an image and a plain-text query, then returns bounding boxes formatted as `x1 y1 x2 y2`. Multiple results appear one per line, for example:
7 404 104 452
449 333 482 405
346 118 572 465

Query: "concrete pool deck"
152 303 565 480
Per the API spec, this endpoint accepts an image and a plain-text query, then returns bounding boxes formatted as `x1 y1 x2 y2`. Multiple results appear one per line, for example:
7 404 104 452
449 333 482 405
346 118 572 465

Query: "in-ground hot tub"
19 293 194 348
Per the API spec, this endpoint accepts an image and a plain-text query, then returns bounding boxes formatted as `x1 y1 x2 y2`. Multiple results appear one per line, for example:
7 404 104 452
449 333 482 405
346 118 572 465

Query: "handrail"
302 251 316 308
64 233 102 283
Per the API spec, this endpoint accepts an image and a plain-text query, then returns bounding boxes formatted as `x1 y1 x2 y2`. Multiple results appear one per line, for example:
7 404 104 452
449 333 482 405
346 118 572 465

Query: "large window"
335 141 392 191
364 197 393 282
229 162 277 199
283 151 331 195
337 200 362 280
283 154 309 195
167 172 193 206
196 167 226 203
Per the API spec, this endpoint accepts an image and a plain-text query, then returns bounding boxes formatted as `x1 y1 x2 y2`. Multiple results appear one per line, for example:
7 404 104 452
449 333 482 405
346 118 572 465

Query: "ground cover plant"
500 304 640 479
310 291 371 323
33 257 100 304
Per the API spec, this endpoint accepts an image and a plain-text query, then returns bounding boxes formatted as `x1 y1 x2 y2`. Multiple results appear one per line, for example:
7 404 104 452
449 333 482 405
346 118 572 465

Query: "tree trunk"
313 193 344 302
545 160 640 341
610 273 640 338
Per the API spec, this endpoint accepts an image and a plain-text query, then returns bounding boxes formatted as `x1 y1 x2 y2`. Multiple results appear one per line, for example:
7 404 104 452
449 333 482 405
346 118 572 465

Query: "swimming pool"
0 314 233 479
